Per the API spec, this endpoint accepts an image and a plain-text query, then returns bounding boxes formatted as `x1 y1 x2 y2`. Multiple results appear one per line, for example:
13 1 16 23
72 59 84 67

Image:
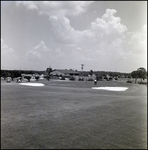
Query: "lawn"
1 78 147 149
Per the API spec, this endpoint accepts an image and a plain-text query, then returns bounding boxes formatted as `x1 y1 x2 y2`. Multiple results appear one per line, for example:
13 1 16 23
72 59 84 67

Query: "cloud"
3 2 147 71
91 9 127 42
33 41 49 51
116 24 147 71
16 1 94 17
48 8 146 71
26 41 50 60
126 24 147 54
49 8 127 44
1 38 19 69
1 38 15 54
49 16 82 44
16 1 38 10
46 8 130 67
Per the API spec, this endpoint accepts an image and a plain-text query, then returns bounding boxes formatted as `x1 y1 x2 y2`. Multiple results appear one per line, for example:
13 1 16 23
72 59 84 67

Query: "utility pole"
81 64 84 78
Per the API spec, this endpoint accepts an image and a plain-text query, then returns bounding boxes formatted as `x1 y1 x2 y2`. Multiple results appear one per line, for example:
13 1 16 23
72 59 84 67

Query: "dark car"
69 77 75 81
78 77 84 81
59 76 65 80
87 78 94 81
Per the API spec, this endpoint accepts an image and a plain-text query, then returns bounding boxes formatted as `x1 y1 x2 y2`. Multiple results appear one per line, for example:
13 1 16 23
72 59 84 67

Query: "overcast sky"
1 1 147 72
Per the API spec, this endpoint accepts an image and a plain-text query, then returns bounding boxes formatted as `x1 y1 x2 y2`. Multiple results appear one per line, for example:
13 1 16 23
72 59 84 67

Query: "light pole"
81 64 84 78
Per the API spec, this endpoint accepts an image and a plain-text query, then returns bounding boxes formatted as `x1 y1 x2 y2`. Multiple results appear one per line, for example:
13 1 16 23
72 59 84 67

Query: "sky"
1 1 147 72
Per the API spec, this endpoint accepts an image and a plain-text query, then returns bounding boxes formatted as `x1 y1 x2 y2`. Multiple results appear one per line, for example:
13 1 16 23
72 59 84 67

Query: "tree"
46 67 53 80
131 70 138 83
35 76 40 81
10 72 15 81
24 76 31 82
89 70 93 79
130 67 147 84
137 67 147 83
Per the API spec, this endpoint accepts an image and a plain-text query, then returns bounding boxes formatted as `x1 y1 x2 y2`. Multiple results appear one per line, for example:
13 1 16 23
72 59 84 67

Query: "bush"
127 80 132 83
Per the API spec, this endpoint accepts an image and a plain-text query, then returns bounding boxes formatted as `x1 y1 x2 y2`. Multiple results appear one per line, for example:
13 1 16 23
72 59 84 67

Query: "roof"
53 69 80 74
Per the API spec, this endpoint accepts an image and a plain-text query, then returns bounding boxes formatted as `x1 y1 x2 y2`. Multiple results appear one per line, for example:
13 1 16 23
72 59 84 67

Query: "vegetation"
46 67 53 81
35 76 40 81
24 76 31 82
89 70 94 79
130 67 147 84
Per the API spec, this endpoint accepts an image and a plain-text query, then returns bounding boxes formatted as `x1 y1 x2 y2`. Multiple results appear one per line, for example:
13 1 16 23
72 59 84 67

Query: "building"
50 69 80 78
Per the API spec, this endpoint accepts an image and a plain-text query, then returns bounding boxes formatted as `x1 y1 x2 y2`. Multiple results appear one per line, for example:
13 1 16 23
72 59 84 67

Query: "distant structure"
81 64 84 77
50 69 80 78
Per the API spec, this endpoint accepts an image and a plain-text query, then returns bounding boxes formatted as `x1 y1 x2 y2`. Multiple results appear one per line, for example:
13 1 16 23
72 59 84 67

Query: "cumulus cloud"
122 25 147 69
49 16 82 44
44 8 130 66
1 38 19 69
33 41 49 51
4 2 146 71
16 1 38 10
16 1 94 17
126 24 147 54
26 41 50 60
91 9 127 42
1 38 15 54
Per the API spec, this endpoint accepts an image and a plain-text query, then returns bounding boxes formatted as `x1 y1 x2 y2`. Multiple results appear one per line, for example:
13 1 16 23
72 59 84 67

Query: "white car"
6 77 12 83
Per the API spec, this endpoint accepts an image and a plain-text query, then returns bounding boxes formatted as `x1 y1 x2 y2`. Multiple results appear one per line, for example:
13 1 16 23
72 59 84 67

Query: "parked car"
6 77 12 83
16 77 22 83
69 77 75 81
87 78 94 81
59 76 65 80
78 77 84 81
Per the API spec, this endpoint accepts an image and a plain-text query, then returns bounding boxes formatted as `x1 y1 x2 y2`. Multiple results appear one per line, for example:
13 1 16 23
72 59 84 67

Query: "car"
6 77 12 83
87 78 94 81
78 77 84 81
16 77 22 83
59 76 65 80
69 77 75 81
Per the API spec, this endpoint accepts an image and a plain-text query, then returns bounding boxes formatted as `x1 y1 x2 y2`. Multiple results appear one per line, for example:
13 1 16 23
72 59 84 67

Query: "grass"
1 78 147 149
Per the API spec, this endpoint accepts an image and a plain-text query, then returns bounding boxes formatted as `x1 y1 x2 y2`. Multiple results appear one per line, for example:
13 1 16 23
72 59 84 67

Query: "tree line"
1 67 147 83
1 70 45 80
